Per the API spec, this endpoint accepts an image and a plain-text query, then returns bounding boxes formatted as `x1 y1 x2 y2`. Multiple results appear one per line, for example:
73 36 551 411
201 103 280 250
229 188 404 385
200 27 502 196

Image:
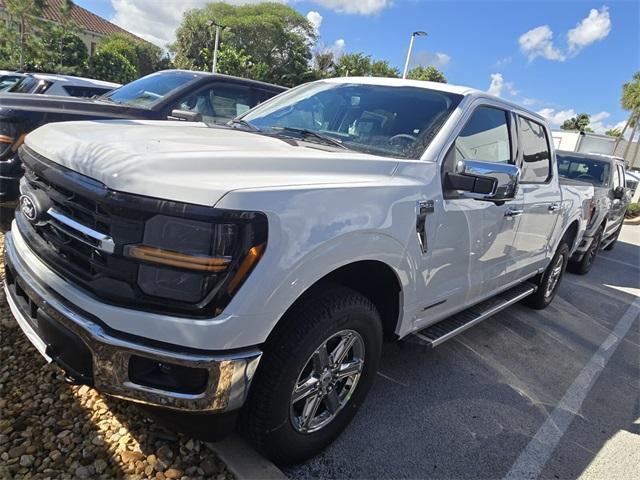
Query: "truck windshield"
557 153 611 187
241 82 463 159
101 71 200 108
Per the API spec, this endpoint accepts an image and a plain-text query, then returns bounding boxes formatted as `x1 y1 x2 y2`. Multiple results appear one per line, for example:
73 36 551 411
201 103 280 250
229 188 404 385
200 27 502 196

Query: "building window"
90 42 96 56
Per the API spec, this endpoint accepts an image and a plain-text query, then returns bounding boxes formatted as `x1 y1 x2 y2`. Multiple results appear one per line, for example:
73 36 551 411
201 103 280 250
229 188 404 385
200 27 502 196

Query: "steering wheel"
389 133 417 144
576 174 595 182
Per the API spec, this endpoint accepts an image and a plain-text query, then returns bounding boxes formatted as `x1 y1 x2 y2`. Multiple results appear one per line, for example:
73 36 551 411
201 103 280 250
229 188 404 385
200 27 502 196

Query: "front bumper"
3 230 262 412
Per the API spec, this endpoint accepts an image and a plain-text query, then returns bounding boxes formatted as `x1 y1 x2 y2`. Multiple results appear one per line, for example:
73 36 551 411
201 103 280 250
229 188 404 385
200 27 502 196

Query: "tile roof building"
0 0 145 55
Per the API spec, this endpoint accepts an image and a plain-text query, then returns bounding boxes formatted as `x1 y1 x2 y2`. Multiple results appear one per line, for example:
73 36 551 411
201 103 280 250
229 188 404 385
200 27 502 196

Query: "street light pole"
212 24 220 73
207 19 225 74
402 31 427 79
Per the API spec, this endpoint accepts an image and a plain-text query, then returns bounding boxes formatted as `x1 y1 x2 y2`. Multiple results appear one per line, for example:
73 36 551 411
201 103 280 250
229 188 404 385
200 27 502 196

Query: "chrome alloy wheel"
545 254 564 298
290 329 365 434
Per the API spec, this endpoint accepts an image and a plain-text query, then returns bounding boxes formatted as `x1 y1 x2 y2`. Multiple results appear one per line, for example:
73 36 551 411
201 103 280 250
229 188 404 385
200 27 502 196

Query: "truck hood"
25 120 400 206
0 93 143 119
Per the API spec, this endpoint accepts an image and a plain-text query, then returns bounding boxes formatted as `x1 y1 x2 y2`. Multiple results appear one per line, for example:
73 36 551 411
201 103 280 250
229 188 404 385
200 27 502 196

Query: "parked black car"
0 70 286 210
557 150 630 274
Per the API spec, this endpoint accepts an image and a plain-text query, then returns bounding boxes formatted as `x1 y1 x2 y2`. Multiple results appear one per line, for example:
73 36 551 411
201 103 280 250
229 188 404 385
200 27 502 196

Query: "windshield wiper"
228 118 260 132
271 126 348 150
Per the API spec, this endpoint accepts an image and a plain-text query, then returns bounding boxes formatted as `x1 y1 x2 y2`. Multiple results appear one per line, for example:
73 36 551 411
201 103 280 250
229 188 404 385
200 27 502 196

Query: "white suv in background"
6 73 120 98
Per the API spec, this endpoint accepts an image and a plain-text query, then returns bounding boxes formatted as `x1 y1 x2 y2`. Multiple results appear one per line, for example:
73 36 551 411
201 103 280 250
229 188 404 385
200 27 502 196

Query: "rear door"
512 115 562 272
607 163 627 235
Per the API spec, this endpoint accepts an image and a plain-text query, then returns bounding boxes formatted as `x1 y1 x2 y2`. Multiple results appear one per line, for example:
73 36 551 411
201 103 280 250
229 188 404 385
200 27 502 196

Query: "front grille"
17 146 267 318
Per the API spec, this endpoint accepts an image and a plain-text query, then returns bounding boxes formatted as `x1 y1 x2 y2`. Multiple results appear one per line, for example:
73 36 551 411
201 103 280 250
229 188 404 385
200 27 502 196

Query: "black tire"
0 206 15 231
238 284 383 465
524 242 569 310
604 223 623 251
567 226 602 275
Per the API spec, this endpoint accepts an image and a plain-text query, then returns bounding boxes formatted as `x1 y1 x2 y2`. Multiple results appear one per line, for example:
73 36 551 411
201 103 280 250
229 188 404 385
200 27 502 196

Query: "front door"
414 104 522 328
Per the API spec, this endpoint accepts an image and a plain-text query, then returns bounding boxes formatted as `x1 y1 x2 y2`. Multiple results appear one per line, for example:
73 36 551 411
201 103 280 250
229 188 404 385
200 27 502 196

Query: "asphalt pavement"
286 225 639 480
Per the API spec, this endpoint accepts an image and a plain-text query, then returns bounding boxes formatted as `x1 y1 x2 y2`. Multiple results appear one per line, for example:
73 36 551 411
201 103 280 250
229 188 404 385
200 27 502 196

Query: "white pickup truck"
4 77 593 464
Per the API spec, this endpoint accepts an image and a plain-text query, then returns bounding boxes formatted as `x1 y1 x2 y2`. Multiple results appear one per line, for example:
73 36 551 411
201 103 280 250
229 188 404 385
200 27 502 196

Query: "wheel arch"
266 259 404 343
561 219 581 253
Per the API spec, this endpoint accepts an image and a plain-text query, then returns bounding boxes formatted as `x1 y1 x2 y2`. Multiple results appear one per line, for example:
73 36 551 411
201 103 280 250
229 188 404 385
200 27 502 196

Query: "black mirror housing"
168 109 203 123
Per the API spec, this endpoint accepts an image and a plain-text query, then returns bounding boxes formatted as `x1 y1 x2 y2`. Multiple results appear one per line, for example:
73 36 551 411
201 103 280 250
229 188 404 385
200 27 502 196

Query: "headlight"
124 213 266 305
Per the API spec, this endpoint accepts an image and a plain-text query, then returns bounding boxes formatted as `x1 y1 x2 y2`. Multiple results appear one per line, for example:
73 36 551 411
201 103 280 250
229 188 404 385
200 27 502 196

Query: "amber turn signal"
126 245 231 272
227 244 266 294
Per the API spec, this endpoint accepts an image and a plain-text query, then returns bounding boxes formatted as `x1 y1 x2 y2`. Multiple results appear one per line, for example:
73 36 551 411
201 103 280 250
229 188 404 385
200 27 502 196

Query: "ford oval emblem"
19 194 38 221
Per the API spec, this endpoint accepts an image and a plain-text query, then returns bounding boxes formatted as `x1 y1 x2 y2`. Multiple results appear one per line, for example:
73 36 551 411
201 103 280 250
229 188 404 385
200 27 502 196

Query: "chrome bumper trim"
3 231 262 412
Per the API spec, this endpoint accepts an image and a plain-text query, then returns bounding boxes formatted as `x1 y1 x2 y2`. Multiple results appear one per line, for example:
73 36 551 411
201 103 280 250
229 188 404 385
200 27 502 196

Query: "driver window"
176 84 252 124
454 106 511 164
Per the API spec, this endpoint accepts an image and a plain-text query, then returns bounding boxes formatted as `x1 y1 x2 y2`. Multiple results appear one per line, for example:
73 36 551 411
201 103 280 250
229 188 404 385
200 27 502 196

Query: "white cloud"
537 108 624 134
412 51 451 68
537 108 577 126
519 25 566 62
311 0 391 15
109 0 284 48
306 11 323 35
522 97 539 106
518 6 612 62
331 38 346 56
487 73 518 97
492 56 512 68
567 7 611 53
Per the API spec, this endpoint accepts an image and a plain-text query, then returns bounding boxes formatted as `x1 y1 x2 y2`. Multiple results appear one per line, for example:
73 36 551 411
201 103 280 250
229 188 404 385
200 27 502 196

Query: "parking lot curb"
623 216 640 225
207 435 288 480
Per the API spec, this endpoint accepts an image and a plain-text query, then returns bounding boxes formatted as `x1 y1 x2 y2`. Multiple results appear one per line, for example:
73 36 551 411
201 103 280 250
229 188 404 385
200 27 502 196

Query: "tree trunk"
19 17 26 69
613 113 633 153
623 115 639 159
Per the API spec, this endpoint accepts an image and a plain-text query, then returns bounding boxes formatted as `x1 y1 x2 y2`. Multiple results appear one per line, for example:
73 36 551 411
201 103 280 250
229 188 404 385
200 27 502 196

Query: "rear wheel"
524 242 569 309
239 284 382 465
568 226 602 275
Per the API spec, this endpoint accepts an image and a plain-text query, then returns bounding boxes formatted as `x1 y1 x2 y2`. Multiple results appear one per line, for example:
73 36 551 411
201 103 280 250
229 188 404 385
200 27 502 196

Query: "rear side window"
454 106 512 164
519 116 551 183
10 77 52 94
62 86 113 98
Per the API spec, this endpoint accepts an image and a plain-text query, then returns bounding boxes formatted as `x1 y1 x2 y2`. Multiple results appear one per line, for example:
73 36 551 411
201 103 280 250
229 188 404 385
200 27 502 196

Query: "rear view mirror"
446 159 520 203
168 109 203 122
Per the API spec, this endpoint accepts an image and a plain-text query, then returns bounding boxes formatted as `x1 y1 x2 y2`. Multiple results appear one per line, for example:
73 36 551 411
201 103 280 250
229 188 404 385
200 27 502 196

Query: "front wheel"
524 242 569 309
239 284 383 465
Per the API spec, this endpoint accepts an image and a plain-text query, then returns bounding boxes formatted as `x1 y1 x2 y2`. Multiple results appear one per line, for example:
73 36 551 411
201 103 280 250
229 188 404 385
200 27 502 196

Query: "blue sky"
76 0 638 132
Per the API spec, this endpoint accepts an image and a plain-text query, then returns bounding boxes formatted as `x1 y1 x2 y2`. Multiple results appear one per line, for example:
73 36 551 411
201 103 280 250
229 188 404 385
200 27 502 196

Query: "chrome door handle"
505 208 523 217
548 202 561 212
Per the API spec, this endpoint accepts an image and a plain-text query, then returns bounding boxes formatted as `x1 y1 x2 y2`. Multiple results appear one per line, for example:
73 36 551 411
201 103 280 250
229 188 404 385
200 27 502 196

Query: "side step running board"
410 283 536 348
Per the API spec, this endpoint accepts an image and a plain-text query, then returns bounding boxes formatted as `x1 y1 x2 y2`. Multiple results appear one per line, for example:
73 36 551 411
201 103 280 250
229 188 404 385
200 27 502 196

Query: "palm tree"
615 71 640 155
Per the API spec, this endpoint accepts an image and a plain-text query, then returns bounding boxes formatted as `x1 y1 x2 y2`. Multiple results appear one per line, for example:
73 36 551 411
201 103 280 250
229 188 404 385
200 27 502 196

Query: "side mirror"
612 186 625 200
446 159 520 203
168 109 203 122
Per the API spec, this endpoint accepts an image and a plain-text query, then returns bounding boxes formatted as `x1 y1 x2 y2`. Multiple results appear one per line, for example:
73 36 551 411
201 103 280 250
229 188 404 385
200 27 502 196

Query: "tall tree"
172 2 316 87
334 53 398 78
5 0 46 69
407 65 447 83
313 50 336 78
561 113 592 132
615 72 640 155
98 33 167 77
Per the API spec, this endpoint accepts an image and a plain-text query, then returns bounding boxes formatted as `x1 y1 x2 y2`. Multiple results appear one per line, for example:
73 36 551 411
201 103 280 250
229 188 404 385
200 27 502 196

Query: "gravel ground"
0 232 234 480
